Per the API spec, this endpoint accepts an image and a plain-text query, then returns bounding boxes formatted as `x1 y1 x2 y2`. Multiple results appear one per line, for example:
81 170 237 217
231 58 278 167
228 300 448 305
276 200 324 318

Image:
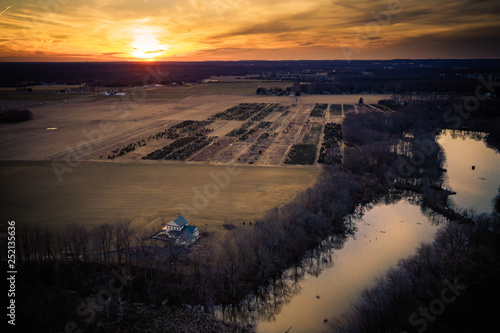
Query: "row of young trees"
318 123 343 164
209 103 270 121
284 143 317 164
142 136 198 160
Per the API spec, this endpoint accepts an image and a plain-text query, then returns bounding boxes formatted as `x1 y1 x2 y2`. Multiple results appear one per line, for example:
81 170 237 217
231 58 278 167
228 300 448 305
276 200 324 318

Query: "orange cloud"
0 0 499 61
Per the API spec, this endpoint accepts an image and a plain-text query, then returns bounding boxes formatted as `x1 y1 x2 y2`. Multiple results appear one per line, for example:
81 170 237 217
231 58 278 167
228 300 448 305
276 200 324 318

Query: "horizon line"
1 58 500 64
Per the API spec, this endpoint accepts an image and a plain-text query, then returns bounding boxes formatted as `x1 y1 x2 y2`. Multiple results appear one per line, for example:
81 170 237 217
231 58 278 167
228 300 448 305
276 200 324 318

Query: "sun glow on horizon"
130 26 167 61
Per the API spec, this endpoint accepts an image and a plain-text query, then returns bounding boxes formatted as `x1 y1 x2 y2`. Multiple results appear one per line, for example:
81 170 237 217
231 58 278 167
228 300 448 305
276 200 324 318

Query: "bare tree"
115 220 135 266
40 227 56 262
65 224 90 262
134 227 159 283
94 224 114 264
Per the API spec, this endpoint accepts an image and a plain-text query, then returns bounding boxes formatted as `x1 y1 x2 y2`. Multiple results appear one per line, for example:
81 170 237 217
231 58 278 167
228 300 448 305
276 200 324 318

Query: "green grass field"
0 161 320 234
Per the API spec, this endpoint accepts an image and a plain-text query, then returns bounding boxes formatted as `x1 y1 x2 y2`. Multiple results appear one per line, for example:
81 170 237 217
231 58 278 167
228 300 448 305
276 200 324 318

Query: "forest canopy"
0 108 33 123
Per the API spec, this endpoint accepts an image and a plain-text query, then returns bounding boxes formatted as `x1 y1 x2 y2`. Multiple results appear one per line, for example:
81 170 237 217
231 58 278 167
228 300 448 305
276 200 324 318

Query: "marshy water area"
437 129 500 214
213 129 500 333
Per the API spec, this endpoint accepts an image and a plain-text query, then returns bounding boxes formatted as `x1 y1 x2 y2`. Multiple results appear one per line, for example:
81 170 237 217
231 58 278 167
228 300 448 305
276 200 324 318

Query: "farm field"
0 92 388 165
0 95 256 160
0 81 257 102
0 161 320 234
0 92 95 101
128 82 261 99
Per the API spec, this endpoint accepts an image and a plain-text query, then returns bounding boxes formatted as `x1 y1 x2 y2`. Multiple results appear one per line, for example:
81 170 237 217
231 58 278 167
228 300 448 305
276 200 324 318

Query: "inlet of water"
255 200 442 333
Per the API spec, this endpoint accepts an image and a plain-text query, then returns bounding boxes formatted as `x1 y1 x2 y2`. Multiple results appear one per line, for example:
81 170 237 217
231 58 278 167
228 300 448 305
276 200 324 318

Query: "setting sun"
130 27 167 60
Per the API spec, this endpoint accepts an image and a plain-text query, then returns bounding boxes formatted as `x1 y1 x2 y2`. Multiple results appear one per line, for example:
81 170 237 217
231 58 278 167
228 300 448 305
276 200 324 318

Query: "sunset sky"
1 0 499 61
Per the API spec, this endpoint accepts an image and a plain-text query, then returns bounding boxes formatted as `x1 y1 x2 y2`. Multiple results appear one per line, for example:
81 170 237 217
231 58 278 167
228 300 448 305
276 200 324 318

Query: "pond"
437 129 500 214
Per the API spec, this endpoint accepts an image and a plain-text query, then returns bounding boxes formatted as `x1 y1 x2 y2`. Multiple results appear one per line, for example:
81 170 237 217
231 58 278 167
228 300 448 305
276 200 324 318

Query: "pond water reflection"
254 200 443 333
437 129 500 214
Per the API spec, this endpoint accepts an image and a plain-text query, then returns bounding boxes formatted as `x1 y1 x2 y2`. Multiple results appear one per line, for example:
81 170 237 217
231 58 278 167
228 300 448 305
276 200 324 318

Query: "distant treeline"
2 59 499 88
292 77 483 95
457 98 500 150
0 108 33 123
256 86 294 96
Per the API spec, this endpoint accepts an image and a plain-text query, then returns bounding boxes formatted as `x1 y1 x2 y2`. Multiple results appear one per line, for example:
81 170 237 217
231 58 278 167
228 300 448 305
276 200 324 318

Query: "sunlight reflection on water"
255 200 442 333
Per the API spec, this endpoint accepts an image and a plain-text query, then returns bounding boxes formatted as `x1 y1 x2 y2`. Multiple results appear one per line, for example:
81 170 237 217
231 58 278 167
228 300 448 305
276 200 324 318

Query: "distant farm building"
160 215 200 246
104 90 126 96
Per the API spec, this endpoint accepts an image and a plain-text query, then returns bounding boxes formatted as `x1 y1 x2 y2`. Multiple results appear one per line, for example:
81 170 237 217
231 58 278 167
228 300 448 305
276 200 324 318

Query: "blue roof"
169 215 189 228
184 225 196 234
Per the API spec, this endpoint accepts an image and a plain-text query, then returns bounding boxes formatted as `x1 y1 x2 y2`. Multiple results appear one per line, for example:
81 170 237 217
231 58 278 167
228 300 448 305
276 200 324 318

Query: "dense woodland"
0 108 33 123
4 93 500 332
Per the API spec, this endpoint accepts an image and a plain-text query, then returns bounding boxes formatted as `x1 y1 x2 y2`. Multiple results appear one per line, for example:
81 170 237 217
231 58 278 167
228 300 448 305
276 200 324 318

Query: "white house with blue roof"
162 214 200 245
